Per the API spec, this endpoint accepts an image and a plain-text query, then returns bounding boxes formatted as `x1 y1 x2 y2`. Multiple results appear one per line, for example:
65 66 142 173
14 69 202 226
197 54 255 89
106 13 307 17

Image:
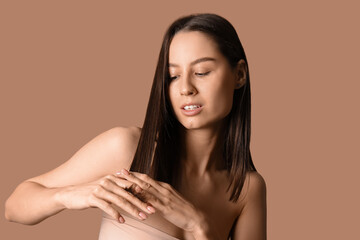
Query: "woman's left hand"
117 169 211 238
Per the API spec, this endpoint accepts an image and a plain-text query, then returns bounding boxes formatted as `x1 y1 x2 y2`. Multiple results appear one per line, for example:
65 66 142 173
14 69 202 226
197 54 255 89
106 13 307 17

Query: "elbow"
4 197 38 225
4 197 14 222
4 197 21 223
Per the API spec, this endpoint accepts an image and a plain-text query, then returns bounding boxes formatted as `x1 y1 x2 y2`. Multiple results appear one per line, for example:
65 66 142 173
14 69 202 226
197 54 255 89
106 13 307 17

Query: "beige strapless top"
98 212 181 240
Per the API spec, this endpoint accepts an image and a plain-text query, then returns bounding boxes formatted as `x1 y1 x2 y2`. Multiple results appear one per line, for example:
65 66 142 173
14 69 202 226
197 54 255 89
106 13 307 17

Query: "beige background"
1 0 359 239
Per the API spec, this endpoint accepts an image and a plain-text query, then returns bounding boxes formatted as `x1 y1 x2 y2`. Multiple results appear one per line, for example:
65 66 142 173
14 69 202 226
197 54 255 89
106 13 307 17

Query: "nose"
180 74 197 96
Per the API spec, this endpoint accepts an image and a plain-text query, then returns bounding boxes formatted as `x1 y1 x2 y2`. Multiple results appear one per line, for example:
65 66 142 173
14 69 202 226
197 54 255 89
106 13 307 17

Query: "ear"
234 59 247 89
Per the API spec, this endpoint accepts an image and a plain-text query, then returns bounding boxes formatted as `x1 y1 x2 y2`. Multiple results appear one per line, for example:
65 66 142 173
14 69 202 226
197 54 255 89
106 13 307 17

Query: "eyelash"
196 72 210 77
169 71 210 81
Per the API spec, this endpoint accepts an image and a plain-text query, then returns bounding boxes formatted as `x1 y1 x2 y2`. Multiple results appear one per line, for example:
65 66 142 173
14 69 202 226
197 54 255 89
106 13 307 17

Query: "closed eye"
169 71 210 81
195 71 210 77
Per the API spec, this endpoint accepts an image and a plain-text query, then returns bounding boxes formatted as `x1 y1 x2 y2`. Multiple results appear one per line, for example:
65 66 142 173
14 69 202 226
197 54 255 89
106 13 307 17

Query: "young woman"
5 13 266 239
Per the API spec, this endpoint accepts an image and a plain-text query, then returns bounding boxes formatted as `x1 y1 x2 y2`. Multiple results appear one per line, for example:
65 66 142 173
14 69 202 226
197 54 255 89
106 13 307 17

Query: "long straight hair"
130 13 256 202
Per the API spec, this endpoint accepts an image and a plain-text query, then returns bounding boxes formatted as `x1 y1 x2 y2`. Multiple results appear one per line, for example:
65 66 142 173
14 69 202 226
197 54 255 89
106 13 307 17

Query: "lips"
180 103 204 116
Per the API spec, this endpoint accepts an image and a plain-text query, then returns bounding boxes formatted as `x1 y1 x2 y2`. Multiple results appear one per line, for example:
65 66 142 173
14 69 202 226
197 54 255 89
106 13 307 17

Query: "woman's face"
168 31 244 130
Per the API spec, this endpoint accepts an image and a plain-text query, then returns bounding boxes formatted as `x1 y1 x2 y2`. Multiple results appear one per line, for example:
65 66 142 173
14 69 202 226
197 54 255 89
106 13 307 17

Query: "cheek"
213 93 233 117
210 82 234 115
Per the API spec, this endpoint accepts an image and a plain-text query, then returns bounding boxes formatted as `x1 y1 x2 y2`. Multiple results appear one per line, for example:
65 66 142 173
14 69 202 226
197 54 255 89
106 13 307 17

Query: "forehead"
169 31 221 65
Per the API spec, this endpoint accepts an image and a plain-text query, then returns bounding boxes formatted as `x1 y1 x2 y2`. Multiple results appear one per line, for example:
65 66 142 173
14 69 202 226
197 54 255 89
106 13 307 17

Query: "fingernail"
138 212 147 220
121 169 130 175
147 206 155 213
115 172 121 175
119 216 125 223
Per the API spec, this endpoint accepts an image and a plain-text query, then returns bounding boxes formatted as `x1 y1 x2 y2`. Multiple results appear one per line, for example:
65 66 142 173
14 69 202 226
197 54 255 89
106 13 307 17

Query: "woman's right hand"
56 172 156 223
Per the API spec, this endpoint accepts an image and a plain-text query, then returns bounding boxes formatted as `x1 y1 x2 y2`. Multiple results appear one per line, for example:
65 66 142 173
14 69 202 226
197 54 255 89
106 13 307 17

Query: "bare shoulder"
238 171 267 207
108 126 142 151
231 171 267 239
246 171 266 195
101 125 141 155
108 126 142 164
25 126 142 188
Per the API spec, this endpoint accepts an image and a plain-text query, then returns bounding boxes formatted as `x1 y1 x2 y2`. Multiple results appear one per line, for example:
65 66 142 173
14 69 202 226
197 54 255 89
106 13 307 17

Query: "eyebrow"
168 57 216 68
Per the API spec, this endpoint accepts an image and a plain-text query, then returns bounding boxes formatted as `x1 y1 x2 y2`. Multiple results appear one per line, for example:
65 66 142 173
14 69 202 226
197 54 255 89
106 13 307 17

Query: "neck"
179 123 226 178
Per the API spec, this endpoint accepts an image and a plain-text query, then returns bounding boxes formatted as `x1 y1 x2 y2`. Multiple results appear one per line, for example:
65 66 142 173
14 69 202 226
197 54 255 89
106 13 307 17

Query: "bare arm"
232 171 267 240
5 181 66 225
4 126 145 225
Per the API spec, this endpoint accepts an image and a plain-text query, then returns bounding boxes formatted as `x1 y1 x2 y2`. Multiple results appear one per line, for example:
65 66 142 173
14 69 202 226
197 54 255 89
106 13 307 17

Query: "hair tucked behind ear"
130 13 256 202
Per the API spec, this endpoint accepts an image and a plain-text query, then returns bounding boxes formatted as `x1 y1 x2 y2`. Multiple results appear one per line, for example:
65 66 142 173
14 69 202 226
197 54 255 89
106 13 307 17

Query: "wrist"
190 212 213 240
192 226 211 240
53 186 71 210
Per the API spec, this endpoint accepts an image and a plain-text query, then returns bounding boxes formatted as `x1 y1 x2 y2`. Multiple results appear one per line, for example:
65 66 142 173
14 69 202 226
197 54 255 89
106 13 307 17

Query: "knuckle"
93 185 104 194
153 197 161 205
163 189 171 196
143 182 151 189
142 174 150 181
137 173 146 179
88 194 97 205
130 207 139 216
102 201 111 209
99 179 110 187
140 173 151 183
141 201 149 209
163 182 171 189
113 195 125 205
130 207 140 217
105 174 113 180
162 182 174 193
163 196 171 204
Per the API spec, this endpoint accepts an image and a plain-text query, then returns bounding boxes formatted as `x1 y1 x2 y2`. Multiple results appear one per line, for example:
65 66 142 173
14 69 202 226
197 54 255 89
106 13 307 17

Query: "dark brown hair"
130 13 256 202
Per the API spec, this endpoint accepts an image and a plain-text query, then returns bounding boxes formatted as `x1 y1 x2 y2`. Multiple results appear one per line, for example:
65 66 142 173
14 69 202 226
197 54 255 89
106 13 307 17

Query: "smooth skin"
4 127 150 225
5 31 266 240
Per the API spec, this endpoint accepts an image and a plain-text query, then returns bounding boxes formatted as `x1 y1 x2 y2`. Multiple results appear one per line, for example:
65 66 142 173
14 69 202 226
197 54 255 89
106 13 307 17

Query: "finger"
118 170 176 213
118 169 167 196
88 195 124 223
109 174 128 188
121 171 187 213
132 172 173 196
116 170 187 217
137 190 168 212
115 173 160 207
106 174 143 194
104 174 150 201
92 185 148 220
117 169 157 193
99 177 155 214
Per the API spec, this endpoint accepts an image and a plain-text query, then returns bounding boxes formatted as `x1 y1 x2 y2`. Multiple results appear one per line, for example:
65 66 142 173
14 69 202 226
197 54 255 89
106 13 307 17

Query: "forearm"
5 181 66 225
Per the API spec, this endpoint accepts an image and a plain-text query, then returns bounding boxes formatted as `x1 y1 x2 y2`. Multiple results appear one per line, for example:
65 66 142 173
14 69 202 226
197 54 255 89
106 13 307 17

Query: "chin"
181 123 198 130
178 116 226 131
179 120 214 130
178 119 201 130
